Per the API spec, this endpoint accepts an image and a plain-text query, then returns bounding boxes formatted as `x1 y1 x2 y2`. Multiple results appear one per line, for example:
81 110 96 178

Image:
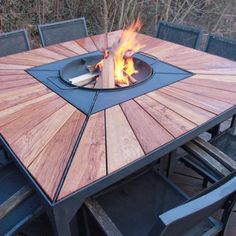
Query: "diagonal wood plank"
9 104 76 167
0 70 26 76
135 95 196 137
0 77 38 90
121 100 173 154
60 41 88 55
28 47 66 60
1 96 66 144
91 33 108 51
0 93 55 128
28 110 86 199
147 90 215 125
106 105 144 173
46 44 78 57
75 36 97 52
161 86 233 115
58 111 106 200
0 63 31 70
171 81 236 105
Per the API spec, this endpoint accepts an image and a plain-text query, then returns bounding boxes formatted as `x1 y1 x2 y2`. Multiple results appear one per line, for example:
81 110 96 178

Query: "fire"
96 19 145 86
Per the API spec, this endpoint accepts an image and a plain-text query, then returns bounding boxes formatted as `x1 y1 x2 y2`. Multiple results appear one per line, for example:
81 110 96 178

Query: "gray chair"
205 34 236 61
38 17 88 47
84 168 236 236
156 21 202 49
0 29 31 57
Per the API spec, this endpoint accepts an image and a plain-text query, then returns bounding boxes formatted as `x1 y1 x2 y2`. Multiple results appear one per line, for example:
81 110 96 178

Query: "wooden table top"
0 31 236 202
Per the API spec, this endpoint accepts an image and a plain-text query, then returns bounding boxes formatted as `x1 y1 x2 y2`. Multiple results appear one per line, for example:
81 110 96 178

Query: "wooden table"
0 31 236 235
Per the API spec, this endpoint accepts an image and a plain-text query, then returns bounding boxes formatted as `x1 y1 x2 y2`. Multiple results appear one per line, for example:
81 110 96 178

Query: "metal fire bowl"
59 53 153 90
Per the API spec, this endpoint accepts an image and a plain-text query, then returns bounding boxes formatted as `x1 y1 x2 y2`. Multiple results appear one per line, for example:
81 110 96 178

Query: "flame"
113 18 144 84
96 19 144 86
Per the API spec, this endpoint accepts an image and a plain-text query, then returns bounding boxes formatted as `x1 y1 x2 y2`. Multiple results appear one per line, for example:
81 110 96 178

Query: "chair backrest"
156 21 202 49
149 172 236 236
38 17 88 47
0 29 31 57
205 34 236 61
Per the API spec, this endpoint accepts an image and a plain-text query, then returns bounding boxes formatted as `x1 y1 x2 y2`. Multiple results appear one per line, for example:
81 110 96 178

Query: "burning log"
123 70 137 84
101 51 115 88
69 72 98 86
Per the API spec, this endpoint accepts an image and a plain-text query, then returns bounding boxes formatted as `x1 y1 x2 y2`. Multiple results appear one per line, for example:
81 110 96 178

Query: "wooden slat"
161 86 233 115
0 70 26 76
9 104 76 167
171 81 236 104
58 111 106 200
1 96 66 144
0 83 51 112
147 90 215 125
28 48 66 60
106 105 144 173
0 73 35 82
60 41 88 55
0 77 38 90
46 45 78 57
0 93 55 128
135 95 196 137
75 36 97 52
0 63 31 70
121 100 173 154
181 74 236 93
28 110 86 199
91 33 108 51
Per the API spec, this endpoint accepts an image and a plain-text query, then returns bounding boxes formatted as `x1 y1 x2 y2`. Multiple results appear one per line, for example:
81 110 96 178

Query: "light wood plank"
161 86 233 115
46 44 78 57
60 41 87 55
121 100 173 154
91 33 108 51
106 105 144 173
147 90 215 125
75 36 97 52
1 96 66 144
10 104 76 167
58 111 106 200
171 82 236 104
107 30 122 48
135 95 196 137
28 110 86 199
0 77 38 90
0 63 31 70
29 47 66 60
0 70 26 76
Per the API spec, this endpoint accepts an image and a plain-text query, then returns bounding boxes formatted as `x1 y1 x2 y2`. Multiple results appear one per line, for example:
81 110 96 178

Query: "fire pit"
27 20 192 114
60 53 153 90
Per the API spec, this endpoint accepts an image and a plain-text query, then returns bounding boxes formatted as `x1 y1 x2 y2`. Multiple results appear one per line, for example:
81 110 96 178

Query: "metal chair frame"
0 29 31 57
156 20 203 49
38 17 88 47
205 33 236 61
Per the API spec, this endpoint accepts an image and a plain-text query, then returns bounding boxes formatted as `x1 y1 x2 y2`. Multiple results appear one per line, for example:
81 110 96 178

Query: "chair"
205 34 236 61
0 29 31 57
156 21 202 49
38 17 88 47
84 168 236 236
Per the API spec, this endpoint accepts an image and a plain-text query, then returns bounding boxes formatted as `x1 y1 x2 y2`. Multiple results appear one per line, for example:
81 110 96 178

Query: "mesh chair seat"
205 34 236 61
0 29 31 57
156 21 202 49
38 17 88 47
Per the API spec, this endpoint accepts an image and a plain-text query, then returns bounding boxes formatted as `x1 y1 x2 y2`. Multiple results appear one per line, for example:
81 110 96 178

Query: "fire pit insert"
59 53 153 90
26 51 192 115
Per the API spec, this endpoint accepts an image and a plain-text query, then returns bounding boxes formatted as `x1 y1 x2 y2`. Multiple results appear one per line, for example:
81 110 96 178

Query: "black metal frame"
0 104 235 235
205 33 236 61
156 20 203 49
38 17 88 47
0 29 31 57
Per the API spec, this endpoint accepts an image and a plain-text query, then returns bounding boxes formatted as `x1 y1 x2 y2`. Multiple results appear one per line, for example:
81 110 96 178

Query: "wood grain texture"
135 95 196 137
9 104 76 167
107 30 122 48
58 111 106 200
60 41 88 55
161 86 233 115
171 81 236 104
91 33 108 51
46 44 78 57
106 105 144 173
75 36 97 52
121 100 173 154
147 90 216 125
29 47 66 60
0 69 26 75
28 110 86 199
